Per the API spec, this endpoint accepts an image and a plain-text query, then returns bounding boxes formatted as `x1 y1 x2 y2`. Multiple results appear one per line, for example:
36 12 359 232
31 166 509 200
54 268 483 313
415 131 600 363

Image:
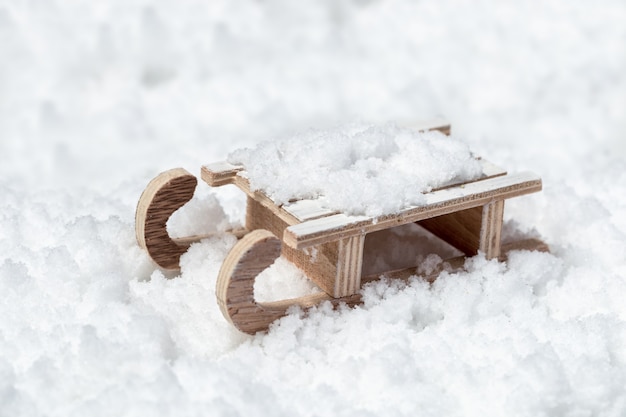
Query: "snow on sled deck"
135 119 548 334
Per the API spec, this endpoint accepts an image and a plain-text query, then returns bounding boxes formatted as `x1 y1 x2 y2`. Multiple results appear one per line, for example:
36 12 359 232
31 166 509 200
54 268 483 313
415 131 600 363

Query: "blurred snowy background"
1 1 625 416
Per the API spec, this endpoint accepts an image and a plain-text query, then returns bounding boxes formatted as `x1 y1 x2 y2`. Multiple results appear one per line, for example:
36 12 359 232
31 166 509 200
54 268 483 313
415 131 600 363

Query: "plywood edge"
201 162 244 186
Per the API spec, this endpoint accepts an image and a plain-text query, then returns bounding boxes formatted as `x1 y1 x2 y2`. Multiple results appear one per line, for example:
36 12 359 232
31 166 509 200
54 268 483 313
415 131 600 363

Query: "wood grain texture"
418 206 483 256
335 235 366 296
418 200 504 260
282 240 343 297
245 196 289 238
216 229 286 334
479 199 504 259
135 168 198 270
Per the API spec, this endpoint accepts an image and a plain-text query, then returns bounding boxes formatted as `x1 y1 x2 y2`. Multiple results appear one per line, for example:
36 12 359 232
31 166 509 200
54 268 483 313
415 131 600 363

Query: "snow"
228 125 483 217
1 1 626 416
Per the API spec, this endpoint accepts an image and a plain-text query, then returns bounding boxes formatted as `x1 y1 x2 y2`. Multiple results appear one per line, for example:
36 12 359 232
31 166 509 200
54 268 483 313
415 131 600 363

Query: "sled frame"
200 120 541 298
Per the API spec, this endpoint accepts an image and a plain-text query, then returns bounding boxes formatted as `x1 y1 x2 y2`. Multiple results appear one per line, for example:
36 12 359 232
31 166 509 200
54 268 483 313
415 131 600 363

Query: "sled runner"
135 120 547 334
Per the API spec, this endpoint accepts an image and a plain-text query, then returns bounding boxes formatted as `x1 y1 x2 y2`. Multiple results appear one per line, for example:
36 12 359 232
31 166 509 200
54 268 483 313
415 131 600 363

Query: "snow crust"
228 125 483 216
1 1 626 417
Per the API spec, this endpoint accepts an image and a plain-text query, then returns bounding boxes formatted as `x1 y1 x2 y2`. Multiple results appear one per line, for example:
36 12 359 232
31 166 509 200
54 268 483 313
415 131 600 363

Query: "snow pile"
228 125 483 216
1 1 626 416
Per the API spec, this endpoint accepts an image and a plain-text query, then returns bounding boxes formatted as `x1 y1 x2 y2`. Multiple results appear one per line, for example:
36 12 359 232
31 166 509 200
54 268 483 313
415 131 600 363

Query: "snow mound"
228 124 483 216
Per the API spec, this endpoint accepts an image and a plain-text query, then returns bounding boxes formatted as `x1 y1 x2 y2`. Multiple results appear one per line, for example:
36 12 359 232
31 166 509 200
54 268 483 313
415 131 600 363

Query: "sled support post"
335 234 366 297
479 199 504 259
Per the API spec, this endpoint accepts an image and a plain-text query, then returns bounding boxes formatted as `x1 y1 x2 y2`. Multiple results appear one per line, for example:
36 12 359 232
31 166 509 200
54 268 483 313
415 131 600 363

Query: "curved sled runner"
135 168 197 271
135 120 548 334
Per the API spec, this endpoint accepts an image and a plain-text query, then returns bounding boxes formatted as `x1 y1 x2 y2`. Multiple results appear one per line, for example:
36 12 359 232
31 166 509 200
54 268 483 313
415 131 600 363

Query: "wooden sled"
136 119 548 334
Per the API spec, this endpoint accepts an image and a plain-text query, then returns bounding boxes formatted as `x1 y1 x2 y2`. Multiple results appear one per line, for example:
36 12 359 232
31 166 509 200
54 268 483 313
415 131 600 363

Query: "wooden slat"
282 199 337 222
283 172 542 249
202 162 244 186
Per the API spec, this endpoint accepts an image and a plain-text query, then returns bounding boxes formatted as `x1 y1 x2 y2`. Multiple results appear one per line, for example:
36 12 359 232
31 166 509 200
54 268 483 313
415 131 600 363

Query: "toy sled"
136 120 547 334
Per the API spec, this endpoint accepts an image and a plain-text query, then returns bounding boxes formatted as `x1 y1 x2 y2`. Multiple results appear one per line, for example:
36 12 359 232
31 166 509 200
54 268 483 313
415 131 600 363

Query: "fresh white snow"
1 1 626 416
228 125 483 217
